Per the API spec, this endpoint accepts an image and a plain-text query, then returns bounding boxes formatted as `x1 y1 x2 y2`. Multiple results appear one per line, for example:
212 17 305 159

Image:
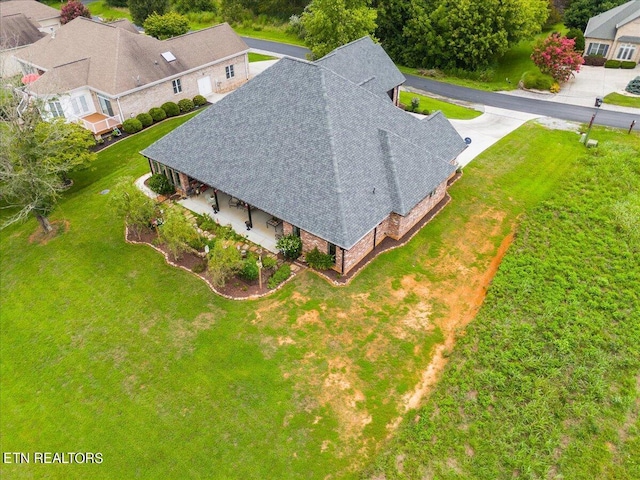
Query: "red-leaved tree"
531 33 585 83
60 1 92 25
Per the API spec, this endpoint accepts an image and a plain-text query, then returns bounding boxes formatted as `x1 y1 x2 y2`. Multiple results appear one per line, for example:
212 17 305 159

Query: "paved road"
242 37 639 130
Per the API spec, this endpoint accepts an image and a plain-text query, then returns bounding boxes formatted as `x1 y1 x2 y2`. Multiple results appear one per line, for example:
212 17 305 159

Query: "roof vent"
161 51 176 62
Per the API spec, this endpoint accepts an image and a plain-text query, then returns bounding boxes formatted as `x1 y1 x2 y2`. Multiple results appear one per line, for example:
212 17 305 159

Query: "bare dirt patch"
28 220 69 245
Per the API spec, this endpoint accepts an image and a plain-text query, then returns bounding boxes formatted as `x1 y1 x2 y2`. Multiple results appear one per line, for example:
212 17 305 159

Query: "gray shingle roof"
0 0 60 22
315 36 405 100
142 57 465 249
0 13 45 48
584 0 640 40
15 18 248 95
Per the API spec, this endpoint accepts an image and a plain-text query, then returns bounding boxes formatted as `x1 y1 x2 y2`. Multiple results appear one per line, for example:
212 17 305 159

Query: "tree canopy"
301 0 377 59
563 0 628 31
0 103 96 232
128 0 169 26
143 11 189 39
60 0 91 25
378 0 548 70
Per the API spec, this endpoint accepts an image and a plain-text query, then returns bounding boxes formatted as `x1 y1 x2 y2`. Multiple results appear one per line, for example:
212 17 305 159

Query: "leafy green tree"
156 206 198 259
400 0 548 70
301 0 377 59
128 0 169 26
373 0 413 61
207 241 243 287
0 106 96 233
106 0 128 7
109 177 157 236
564 0 627 31
143 11 189 39
172 0 215 14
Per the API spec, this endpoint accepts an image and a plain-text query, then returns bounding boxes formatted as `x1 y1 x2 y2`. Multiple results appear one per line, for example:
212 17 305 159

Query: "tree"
106 0 128 7
398 0 549 70
108 177 157 236
128 0 169 26
143 11 189 39
564 0 627 31
207 241 243 288
301 0 377 59
0 104 96 233
60 0 92 25
373 0 413 61
156 206 198 259
531 33 585 83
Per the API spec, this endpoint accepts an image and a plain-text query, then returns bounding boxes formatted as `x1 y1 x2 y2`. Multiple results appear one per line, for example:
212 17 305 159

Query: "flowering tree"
531 33 584 83
60 0 92 25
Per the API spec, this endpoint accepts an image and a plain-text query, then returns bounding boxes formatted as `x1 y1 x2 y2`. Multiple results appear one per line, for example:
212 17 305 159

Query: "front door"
198 76 212 96
98 96 114 117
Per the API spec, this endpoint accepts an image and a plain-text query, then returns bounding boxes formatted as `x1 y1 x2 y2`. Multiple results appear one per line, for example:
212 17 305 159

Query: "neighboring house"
0 0 61 77
141 41 466 275
13 17 249 135
584 0 640 63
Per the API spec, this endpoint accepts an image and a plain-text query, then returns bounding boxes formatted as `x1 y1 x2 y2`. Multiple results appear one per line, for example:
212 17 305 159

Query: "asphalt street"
242 37 639 130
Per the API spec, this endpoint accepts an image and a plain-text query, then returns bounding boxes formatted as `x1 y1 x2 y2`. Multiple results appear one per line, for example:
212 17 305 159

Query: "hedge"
122 118 143 134
178 98 194 113
193 95 207 107
522 71 554 91
147 174 174 195
149 107 167 122
583 55 607 67
605 60 622 68
161 101 180 117
136 112 153 127
621 61 637 69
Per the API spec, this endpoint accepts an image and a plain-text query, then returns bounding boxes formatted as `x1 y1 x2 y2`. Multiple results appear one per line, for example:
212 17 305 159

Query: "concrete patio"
178 188 282 253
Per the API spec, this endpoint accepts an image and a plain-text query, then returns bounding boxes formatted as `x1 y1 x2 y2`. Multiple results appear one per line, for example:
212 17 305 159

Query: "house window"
172 79 182 94
293 226 300 237
98 96 114 116
616 44 636 60
48 100 64 118
587 42 609 56
71 96 89 116
328 243 336 260
225 65 235 79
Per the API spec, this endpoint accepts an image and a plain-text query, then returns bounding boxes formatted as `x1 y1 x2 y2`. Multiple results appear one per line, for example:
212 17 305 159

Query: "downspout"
341 247 345 274
373 227 377 249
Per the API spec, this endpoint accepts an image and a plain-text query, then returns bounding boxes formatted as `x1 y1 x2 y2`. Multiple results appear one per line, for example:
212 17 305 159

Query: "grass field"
248 52 277 62
369 139 640 478
399 90 482 120
604 92 640 108
2 108 639 478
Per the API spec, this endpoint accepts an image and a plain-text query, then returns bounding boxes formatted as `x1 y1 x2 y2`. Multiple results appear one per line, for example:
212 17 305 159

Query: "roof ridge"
378 129 404 213
319 67 349 247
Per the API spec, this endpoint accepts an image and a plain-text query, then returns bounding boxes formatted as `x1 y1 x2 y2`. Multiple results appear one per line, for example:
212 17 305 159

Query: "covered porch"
178 188 283 253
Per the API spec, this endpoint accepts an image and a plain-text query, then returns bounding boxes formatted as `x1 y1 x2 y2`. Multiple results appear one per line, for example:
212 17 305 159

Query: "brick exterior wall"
387 181 447 239
103 54 248 119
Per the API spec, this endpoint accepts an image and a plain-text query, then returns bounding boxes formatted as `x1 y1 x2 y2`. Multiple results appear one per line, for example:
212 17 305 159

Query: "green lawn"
2 110 639 478
399 90 482 120
604 92 640 108
369 136 640 478
248 52 277 63
87 1 132 21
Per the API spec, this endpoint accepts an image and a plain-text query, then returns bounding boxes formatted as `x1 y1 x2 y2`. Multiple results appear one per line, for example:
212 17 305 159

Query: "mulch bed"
126 226 294 300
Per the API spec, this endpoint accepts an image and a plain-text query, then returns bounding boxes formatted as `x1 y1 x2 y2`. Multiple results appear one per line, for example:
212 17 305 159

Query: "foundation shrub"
136 112 153 128
161 101 180 117
178 98 194 113
267 264 291 289
149 107 167 122
305 247 335 270
122 118 143 134
193 95 207 107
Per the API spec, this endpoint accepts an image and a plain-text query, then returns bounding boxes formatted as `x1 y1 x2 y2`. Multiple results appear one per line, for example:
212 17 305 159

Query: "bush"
522 71 554 91
276 234 302 260
267 264 291 289
240 258 259 281
173 0 215 14
187 235 205 251
60 0 91 24
192 261 207 274
136 112 153 128
605 60 622 69
305 247 335 270
207 241 242 288
148 174 174 195
121 118 143 134
409 97 420 112
178 98 194 113
262 256 277 270
161 101 180 117
583 55 607 67
143 12 189 40
621 61 637 69
626 76 640 95
149 107 167 122
566 28 585 52
193 95 207 107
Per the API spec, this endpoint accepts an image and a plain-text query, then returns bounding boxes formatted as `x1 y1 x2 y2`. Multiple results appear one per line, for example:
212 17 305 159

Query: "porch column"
246 204 253 229
212 189 219 213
